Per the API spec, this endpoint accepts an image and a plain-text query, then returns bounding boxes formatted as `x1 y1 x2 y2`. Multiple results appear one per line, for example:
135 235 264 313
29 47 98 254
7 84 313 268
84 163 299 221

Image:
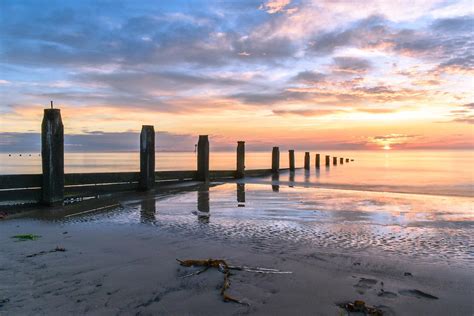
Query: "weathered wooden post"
325 155 330 167
41 107 64 205
139 125 155 191
346 158 349 163
236 141 245 178
272 147 280 172
340 157 344 165
304 152 310 170
197 135 209 182
315 154 321 169
289 150 295 171
333 156 338 166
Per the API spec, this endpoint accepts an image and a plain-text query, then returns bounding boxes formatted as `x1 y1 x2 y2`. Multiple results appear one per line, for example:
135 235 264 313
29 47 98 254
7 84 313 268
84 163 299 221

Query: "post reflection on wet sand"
304 170 310 184
196 183 210 223
237 183 245 207
140 197 156 223
289 171 295 187
272 173 280 192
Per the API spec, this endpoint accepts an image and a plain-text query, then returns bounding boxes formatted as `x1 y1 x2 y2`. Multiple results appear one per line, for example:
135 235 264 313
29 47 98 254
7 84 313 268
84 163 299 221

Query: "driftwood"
177 258 292 305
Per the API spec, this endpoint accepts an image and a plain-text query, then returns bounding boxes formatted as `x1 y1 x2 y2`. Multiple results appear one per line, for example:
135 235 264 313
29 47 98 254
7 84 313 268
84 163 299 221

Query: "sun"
383 144 391 150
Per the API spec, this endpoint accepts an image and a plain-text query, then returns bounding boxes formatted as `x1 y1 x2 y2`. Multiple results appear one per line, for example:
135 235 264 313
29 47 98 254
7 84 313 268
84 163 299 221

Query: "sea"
1 150 473 197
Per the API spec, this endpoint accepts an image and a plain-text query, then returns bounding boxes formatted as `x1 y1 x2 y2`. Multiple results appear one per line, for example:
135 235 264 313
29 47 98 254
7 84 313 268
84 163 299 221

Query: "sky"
0 0 473 152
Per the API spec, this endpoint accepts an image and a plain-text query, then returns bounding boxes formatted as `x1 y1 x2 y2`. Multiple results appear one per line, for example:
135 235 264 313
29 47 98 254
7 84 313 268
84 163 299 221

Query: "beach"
1 177 473 315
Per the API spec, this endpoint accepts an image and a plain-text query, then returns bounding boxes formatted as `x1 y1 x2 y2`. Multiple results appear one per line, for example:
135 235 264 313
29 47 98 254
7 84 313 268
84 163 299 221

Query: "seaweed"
177 258 291 306
337 300 384 316
11 234 41 241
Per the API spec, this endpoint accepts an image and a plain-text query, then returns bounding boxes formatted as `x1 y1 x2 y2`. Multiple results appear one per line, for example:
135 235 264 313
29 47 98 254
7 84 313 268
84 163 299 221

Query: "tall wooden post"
340 157 344 165
236 141 245 178
315 154 320 169
325 155 330 167
272 147 280 172
197 135 209 182
304 152 310 170
139 125 155 191
333 156 338 166
289 150 295 171
41 108 64 205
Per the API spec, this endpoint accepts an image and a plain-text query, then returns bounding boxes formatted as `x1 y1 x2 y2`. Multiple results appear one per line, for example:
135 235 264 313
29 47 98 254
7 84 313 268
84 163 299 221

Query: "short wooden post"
197 135 209 182
304 152 310 170
139 125 155 191
41 108 64 205
315 154 321 169
236 141 245 178
340 157 344 165
272 147 280 172
333 156 338 165
289 150 295 171
325 155 330 167
346 158 349 163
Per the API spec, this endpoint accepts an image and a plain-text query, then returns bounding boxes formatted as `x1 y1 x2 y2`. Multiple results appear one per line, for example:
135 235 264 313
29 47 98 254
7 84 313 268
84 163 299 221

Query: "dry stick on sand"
177 259 292 306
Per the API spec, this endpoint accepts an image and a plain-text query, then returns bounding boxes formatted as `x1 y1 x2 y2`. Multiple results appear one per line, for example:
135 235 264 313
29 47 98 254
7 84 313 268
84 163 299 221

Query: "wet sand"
1 182 473 315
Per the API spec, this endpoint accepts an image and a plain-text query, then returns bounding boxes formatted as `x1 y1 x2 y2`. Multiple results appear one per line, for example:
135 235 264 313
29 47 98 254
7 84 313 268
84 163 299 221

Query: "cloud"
447 103 474 124
431 15 474 33
292 71 326 84
272 109 343 116
259 0 295 14
332 57 372 74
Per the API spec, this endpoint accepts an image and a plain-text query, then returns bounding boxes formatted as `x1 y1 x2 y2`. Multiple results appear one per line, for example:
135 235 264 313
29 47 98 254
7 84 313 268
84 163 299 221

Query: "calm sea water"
1 150 473 197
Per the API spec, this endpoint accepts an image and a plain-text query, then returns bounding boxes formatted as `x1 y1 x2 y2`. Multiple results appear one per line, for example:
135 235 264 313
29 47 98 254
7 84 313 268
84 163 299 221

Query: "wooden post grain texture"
41 108 64 205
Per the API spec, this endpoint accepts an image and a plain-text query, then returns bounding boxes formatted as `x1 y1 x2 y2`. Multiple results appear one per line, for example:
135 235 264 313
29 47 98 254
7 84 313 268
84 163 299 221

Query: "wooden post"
139 125 155 191
304 152 310 170
325 155 330 167
236 141 245 178
333 156 338 166
289 150 295 171
272 147 280 172
346 158 349 163
41 108 64 205
315 154 320 169
197 135 209 182
340 157 344 165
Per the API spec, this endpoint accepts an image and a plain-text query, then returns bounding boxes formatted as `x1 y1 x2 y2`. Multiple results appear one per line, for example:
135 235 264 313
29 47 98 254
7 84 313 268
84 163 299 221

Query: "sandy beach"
1 180 473 315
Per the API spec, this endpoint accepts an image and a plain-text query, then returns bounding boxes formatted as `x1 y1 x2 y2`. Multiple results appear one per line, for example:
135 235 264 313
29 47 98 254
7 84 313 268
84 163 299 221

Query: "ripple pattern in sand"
61 183 474 266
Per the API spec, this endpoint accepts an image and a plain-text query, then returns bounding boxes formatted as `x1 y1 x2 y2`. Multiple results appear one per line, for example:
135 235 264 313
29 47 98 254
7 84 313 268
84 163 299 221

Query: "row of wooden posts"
39 108 353 206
